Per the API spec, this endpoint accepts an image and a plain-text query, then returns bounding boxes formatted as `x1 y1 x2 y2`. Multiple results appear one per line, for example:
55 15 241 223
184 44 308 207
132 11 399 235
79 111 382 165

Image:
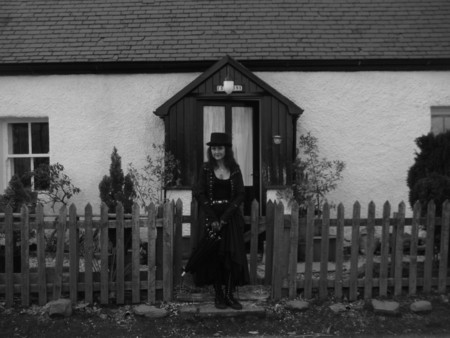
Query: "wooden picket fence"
269 199 450 300
1 198 450 307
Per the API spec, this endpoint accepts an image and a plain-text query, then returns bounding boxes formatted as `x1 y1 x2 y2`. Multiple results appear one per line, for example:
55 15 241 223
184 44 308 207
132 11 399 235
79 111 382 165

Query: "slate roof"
0 0 449 68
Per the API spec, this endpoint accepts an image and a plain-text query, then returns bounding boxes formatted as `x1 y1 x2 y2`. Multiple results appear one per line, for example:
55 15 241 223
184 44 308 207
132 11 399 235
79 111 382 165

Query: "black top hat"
206 132 232 147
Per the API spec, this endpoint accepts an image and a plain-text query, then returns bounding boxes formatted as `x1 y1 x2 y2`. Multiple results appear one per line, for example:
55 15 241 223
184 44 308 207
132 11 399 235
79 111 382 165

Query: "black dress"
193 165 250 288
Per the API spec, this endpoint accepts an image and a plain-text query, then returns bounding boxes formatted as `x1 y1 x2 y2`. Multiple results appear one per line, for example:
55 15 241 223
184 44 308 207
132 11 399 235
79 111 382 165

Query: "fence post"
409 201 421 295
36 204 47 306
147 203 157 304
439 200 450 293
379 201 391 297
116 202 125 304
69 204 79 303
424 200 436 293
349 201 360 302
84 203 94 304
319 202 330 300
173 199 183 288
21 205 30 307
304 200 315 299
163 201 174 302
265 200 274 285
100 203 109 305
394 202 405 296
5 205 14 308
132 203 141 303
271 201 284 300
250 199 259 284
288 202 299 299
335 203 345 300
364 201 375 299
53 205 67 300
190 199 199 252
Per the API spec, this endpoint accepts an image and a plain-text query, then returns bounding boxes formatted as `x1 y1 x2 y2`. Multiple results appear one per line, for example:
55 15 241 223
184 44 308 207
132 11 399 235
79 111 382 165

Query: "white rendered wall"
0 73 195 214
1 71 449 217
259 71 450 217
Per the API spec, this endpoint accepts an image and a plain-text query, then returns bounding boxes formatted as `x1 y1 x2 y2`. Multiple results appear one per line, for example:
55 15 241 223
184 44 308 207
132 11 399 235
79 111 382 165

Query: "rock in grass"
133 304 169 318
410 300 432 313
329 303 348 313
285 300 309 312
371 299 400 316
47 299 73 317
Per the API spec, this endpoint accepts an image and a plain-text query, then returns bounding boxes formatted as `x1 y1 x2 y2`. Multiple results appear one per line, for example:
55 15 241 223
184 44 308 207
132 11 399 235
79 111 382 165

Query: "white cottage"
0 0 449 217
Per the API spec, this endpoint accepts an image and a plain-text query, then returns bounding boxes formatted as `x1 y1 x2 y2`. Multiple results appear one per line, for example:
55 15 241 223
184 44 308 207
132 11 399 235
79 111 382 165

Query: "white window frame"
431 106 450 135
0 118 49 193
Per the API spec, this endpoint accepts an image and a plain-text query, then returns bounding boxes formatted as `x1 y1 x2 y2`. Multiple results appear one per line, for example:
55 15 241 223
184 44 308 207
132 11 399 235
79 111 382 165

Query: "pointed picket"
271 201 284 300
116 202 125 304
4 205 14 308
36 204 47 305
335 203 345 299
147 203 157 304
132 202 141 303
288 201 299 299
84 203 94 304
438 200 450 293
53 205 67 300
379 201 391 297
424 200 436 293
409 201 421 295
394 202 405 296
319 202 330 300
100 202 109 304
364 201 375 299
69 203 79 303
20 205 30 307
349 201 361 301
163 201 174 302
304 200 315 299
250 199 260 284
265 200 275 285
173 199 183 288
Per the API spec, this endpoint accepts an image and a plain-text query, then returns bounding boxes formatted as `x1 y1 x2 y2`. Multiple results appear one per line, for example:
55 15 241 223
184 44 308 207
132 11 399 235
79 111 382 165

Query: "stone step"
179 301 266 318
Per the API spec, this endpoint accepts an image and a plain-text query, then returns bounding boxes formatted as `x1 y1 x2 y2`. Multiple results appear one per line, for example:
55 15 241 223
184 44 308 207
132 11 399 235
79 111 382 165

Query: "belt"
211 199 229 205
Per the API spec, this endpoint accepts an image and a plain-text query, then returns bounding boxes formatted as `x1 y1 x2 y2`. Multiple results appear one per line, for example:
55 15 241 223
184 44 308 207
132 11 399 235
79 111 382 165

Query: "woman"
192 132 250 310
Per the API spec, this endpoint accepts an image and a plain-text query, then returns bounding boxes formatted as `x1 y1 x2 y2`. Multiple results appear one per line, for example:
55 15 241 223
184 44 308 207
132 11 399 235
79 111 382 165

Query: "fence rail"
1 199 450 307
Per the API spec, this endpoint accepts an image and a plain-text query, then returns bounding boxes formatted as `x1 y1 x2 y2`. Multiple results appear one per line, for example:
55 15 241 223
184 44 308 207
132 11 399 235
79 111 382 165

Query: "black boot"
214 284 227 309
224 278 243 310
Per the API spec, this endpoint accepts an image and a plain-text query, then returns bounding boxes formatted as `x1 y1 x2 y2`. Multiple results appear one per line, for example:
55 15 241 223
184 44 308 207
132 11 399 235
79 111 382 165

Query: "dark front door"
200 101 260 215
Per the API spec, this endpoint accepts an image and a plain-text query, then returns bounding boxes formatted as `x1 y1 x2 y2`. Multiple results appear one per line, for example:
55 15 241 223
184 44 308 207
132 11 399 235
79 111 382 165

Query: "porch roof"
0 0 449 71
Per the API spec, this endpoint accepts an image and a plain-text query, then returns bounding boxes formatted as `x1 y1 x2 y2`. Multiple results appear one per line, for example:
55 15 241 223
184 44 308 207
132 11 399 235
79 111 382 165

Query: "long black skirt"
193 209 249 287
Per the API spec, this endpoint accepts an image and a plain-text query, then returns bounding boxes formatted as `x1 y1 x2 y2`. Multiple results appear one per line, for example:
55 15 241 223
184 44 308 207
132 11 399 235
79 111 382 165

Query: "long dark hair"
207 146 238 170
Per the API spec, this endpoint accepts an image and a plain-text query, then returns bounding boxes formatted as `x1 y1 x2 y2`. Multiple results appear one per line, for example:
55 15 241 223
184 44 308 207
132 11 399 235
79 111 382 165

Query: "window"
4 120 49 190
431 106 450 135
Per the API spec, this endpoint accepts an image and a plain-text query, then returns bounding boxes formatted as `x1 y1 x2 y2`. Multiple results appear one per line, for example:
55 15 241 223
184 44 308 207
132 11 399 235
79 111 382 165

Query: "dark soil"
2 292 450 337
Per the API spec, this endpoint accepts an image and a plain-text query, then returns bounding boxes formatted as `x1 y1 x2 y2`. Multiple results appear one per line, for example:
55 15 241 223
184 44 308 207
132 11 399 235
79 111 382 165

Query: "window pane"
31 123 49 154
34 157 50 190
203 106 225 161
232 107 253 186
431 116 444 135
445 117 450 132
13 158 31 188
11 123 29 154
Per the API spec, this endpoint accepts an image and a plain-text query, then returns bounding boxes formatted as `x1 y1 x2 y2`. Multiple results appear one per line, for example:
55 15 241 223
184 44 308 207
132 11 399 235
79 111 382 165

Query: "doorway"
201 100 260 215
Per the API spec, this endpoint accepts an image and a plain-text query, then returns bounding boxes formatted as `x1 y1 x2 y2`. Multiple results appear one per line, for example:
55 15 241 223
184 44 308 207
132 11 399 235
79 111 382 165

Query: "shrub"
128 143 180 209
0 174 37 213
407 131 450 216
99 147 135 213
278 132 345 216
